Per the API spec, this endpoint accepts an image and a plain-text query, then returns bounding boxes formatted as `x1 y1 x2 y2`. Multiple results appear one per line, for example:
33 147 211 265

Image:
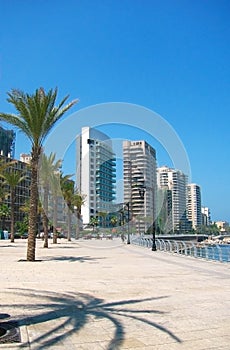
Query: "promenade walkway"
0 238 229 349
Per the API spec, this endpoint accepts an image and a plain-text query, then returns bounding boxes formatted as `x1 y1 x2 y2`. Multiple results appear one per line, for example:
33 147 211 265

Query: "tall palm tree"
60 174 85 241
39 152 62 248
49 170 62 244
0 88 77 260
74 191 85 239
60 175 75 241
0 167 26 242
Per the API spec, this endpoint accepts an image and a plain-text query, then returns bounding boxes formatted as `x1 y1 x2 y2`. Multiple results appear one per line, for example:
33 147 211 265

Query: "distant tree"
110 216 118 227
98 211 107 228
209 223 220 236
0 203 10 230
90 217 99 232
15 216 29 235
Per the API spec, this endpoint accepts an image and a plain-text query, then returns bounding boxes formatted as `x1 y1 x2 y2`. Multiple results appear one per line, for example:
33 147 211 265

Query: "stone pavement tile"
138 336 230 350
1 239 230 349
76 343 107 350
112 337 147 349
0 347 30 350
68 330 112 344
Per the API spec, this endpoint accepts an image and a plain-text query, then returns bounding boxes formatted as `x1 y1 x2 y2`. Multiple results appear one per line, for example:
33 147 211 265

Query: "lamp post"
139 187 157 251
119 202 130 244
126 202 130 244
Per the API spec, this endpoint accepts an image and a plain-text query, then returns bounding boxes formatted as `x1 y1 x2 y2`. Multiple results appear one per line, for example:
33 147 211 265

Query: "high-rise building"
123 140 157 233
201 207 211 226
187 183 202 229
77 127 116 226
157 166 188 232
0 125 15 158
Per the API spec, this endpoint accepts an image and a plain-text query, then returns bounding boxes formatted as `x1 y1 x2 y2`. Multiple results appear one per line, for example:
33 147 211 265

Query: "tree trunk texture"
27 153 39 261
52 194 58 244
67 207 71 241
42 185 49 248
10 189 15 243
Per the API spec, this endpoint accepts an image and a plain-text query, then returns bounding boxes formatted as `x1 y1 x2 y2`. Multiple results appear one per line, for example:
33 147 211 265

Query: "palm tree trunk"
43 186 49 248
42 208 49 248
53 194 58 244
75 210 81 239
67 207 71 241
10 189 15 243
27 153 39 261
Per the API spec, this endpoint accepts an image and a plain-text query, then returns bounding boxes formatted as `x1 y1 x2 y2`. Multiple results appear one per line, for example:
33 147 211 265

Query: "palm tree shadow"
3 288 182 349
40 255 105 262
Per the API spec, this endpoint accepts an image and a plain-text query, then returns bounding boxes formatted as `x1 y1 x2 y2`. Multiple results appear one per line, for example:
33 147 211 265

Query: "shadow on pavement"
1 288 182 349
40 255 105 263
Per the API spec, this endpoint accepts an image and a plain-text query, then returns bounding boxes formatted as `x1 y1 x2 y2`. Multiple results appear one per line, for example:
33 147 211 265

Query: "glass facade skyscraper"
77 127 116 226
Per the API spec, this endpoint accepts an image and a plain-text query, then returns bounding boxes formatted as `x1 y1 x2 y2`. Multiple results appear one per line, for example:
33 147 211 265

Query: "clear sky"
0 0 229 222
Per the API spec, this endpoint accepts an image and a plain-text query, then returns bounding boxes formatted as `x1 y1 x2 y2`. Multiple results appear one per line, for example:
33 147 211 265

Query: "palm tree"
0 88 77 260
98 211 107 228
60 175 75 241
0 167 26 242
49 170 62 244
0 203 10 231
39 152 62 248
89 217 99 232
74 191 85 239
110 216 118 235
110 216 118 227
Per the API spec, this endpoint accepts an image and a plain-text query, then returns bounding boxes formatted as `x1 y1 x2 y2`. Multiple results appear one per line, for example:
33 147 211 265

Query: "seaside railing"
131 236 230 263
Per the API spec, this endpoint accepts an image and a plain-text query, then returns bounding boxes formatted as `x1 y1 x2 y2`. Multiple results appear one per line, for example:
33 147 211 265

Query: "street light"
118 202 130 244
139 187 157 251
124 202 130 244
125 202 130 244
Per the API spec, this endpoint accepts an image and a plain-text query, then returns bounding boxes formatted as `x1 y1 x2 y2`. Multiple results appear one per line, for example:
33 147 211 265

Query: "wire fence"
132 236 230 263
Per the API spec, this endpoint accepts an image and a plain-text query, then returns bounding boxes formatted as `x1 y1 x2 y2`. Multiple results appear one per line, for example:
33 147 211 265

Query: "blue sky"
0 0 229 222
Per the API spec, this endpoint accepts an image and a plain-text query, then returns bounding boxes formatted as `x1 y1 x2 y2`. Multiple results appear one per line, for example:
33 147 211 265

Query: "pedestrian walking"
3 229 9 240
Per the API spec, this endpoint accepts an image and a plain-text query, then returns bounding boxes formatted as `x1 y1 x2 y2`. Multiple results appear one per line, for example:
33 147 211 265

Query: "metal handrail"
131 236 229 263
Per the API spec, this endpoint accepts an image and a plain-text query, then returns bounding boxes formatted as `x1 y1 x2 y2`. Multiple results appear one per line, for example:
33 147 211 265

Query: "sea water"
196 244 230 262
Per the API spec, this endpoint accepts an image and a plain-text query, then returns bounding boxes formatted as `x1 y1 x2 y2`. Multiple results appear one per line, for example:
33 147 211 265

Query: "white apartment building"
187 183 202 229
201 207 211 226
123 140 157 233
215 221 229 232
157 166 188 232
20 153 31 164
77 127 116 225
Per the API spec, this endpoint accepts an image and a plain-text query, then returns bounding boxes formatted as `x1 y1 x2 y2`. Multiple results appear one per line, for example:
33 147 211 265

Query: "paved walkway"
0 238 229 349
